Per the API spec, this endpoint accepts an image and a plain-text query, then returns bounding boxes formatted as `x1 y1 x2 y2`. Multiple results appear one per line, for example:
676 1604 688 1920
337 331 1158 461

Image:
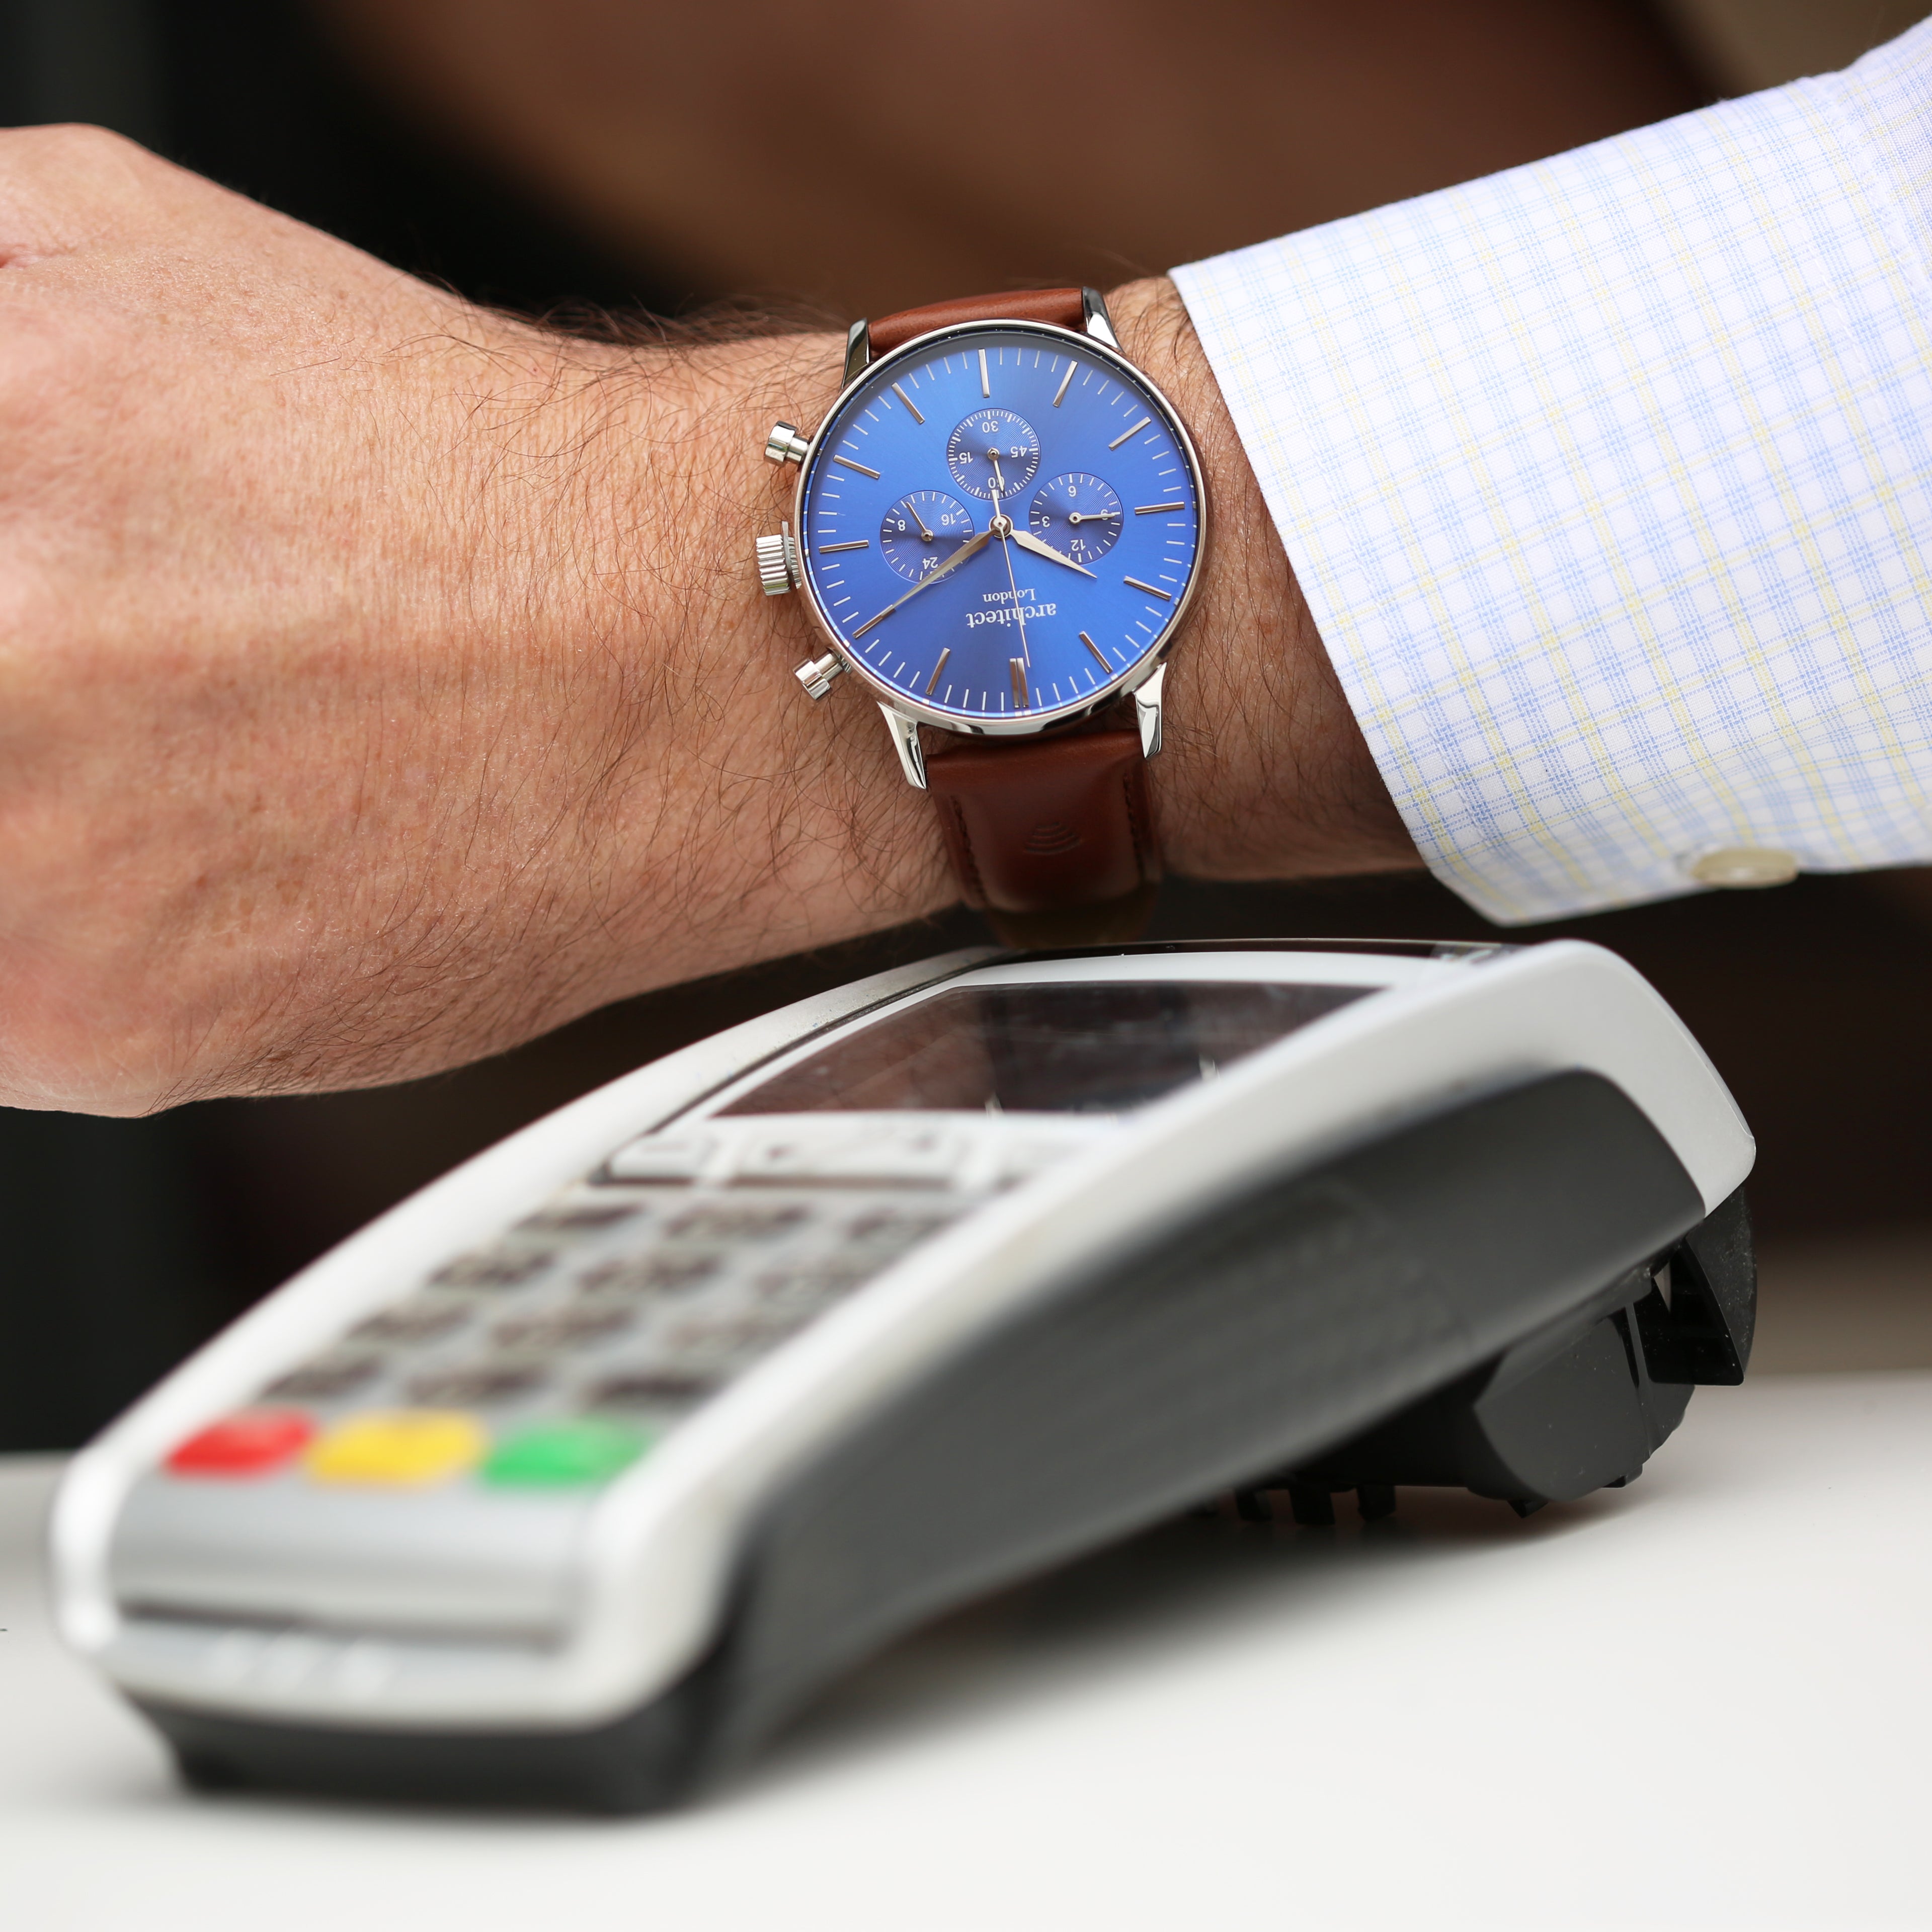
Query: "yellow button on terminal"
305 1410 488 1486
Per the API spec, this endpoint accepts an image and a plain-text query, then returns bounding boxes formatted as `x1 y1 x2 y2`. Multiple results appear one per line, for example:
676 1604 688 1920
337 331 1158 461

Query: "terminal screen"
720 980 1374 1116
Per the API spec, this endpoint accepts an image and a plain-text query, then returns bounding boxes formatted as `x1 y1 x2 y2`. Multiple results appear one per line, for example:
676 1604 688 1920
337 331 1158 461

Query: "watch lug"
1081 287 1120 350
1134 663 1166 759
879 704 927 789
844 319 872 386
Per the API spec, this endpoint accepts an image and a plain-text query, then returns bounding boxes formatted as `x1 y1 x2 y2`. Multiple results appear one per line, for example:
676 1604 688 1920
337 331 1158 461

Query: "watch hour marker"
979 349 991 398
1135 502 1185 516
892 382 925 425
818 539 868 553
1079 631 1111 671
1108 415 1152 450
1123 576 1173 601
833 454 881 478
1052 363 1076 408
1009 658 1029 710
925 647 951 696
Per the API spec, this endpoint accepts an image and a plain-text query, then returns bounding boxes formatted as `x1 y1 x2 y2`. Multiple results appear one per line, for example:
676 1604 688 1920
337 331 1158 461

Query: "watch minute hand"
1007 528 1096 578
851 528 992 637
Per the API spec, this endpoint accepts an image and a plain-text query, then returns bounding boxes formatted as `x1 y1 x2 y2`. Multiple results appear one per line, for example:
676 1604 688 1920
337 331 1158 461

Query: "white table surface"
4 1374 1928 1931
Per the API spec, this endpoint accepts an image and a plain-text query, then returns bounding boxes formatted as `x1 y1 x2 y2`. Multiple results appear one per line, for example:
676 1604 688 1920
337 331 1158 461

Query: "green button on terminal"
480 1419 652 1488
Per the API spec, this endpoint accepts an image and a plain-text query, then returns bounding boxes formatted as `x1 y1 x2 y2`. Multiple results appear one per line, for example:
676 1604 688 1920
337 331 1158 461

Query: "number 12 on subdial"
1029 472 1121 565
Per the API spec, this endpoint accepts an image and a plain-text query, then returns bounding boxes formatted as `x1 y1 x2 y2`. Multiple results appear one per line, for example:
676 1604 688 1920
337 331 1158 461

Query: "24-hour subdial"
879 490 977 583
945 409 1040 504
1028 472 1122 566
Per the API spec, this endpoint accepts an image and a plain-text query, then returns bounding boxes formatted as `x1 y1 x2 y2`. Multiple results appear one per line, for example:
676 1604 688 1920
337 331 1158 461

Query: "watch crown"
794 651 846 700
755 522 801 596
764 421 810 465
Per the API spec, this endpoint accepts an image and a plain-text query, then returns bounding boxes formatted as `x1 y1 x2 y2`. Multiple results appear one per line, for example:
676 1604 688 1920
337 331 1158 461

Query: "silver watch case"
789 304 1210 741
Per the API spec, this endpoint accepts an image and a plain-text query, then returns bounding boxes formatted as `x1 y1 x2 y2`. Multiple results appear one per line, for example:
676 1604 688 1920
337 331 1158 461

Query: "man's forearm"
0 129 1408 1113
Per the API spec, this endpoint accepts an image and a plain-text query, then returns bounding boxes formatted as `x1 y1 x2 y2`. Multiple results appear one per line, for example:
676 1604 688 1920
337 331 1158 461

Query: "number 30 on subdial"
1028 472 1122 565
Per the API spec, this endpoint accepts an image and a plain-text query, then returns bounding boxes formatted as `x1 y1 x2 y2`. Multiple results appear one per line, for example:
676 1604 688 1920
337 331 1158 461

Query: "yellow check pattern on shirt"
1174 23 1932 923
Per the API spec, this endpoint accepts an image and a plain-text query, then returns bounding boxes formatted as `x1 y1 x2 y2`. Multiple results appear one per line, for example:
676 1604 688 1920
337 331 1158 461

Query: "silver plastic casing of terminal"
50 939 1752 1744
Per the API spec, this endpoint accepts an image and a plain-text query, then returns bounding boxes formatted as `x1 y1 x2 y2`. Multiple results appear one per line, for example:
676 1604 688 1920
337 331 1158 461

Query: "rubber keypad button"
429 1248 555 1290
305 1410 488 1486
481 1419 651 1487
405 1365 548 1406
264 1356 381 1401
167 1409 315 1478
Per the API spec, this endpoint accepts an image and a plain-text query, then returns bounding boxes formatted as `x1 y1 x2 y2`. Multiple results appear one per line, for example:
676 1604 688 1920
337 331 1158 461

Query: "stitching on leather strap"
1119 755 1159 883
939 792 989 905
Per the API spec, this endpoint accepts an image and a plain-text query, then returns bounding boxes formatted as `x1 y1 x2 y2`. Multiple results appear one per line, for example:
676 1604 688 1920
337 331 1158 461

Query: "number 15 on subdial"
1029 472 1121 566
879 490 977 582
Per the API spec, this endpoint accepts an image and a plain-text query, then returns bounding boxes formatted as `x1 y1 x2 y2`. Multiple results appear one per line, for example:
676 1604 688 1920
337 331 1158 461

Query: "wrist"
1105 277 1417 882
547 328 953 1003
569 277 1419 1026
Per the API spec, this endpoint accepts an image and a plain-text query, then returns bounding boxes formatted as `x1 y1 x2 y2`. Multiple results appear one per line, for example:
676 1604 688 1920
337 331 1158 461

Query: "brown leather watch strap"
925 727 1161 950
867 287 1086 357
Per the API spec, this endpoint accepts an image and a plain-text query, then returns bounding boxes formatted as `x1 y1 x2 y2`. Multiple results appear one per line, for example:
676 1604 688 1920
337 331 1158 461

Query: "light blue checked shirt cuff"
1173 22 1932 924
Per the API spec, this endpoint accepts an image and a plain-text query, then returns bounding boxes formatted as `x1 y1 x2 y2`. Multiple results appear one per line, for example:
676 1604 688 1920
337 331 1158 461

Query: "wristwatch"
755 286 1208 947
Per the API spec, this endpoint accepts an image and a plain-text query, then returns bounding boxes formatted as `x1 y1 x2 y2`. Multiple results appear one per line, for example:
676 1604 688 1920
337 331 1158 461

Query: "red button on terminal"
166 1410 316 1477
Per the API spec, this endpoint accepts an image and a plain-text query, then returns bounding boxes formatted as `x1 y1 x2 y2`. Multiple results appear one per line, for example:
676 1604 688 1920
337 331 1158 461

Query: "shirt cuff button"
1687 846 1799 888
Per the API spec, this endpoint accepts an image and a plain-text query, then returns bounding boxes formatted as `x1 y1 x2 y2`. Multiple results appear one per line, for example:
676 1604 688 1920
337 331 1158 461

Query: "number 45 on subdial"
1029 472 1121 565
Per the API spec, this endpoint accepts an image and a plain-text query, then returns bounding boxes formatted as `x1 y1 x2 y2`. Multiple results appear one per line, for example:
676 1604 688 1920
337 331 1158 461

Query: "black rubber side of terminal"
143 1666 720 1814
139 1071 1718 1814
697 1072 1707 1774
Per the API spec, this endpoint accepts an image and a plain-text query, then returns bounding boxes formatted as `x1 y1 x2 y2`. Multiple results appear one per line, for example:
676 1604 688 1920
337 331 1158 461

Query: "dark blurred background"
2 0 1929 1448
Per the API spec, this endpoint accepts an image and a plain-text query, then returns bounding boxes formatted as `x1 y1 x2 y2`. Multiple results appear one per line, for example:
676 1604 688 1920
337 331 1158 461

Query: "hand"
1006 527 1096 578
984 475 1033 668
852 527 992 636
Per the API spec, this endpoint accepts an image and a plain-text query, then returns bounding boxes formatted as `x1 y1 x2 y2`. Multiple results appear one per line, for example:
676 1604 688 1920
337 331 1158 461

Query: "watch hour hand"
851 528 992 637
1007 528 1096 578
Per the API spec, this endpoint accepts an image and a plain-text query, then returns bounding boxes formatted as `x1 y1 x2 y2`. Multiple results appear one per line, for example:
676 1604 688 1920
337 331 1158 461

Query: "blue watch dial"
798 327 1202 727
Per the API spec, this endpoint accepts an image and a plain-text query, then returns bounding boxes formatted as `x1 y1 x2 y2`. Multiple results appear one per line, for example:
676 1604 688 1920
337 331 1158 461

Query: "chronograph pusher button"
794 652 845 700
764 421 811 466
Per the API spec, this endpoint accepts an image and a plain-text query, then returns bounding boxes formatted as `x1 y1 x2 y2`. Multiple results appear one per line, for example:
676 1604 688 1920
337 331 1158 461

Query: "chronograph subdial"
879 490 978 583
945 409 1041 503
1028 473 1122 566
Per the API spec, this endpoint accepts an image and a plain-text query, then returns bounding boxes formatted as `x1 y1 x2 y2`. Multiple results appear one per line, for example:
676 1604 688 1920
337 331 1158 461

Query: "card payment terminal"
50 938 1757 1810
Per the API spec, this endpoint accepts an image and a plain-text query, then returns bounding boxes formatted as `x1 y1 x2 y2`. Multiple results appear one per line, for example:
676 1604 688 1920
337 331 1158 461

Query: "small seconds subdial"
946 408 1040 503
880 490 977 583
1028 472 1122 565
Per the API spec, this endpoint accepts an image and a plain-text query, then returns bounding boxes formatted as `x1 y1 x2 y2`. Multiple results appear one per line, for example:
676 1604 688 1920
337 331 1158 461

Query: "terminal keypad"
168 1113 1111 1491
219 1163 976 1488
